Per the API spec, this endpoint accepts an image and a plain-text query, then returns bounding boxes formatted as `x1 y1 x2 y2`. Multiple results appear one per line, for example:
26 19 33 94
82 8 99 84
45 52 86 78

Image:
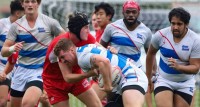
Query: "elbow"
194 64 200 74
104 58 110 65
1 49 9 57
63 76 73 83
64 78 73 83
193 67 200 74
1 50 5 57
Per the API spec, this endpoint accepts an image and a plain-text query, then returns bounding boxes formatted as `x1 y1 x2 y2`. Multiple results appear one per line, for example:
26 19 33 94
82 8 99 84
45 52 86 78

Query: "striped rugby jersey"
0 17 12 66
152 27 200 82
77 44 143 80
101 19 152 69
6 13 64 69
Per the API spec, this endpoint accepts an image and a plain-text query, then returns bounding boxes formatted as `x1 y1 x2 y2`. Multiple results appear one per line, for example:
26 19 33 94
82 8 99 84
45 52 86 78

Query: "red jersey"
95 29 104 43
42 32 96 80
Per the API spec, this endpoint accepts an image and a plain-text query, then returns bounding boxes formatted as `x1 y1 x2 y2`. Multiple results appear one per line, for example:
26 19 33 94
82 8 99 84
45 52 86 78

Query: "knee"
22 100 38 107
0 98 7 107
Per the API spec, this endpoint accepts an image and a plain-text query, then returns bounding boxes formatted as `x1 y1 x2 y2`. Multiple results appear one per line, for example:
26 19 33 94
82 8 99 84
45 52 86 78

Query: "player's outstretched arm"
146 45 158 92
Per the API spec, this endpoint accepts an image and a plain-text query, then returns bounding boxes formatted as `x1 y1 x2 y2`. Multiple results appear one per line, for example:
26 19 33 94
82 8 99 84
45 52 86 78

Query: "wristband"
9 45 15 53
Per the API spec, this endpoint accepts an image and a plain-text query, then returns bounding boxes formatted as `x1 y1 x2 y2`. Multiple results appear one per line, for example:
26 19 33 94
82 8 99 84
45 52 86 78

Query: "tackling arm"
58 62 97 83
90 54 113 92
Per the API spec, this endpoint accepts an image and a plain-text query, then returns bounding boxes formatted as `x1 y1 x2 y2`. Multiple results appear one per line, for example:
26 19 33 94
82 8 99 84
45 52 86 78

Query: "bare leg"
22 86 42 107
155 90 173 107
0 85 9 107
122 90 145 107
77 87 102 107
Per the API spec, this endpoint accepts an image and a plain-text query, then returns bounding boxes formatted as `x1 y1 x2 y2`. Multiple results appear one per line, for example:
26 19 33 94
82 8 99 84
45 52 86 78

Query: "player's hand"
100 85 113 93
168 57 179 70
147 80 154 93
107 46 118 54
86 69 99 77
0 72 7 82
40 91 48 102
14 41 24 52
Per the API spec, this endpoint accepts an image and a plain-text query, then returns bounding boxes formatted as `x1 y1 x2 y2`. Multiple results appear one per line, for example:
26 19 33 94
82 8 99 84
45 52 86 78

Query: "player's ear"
70 47 75 52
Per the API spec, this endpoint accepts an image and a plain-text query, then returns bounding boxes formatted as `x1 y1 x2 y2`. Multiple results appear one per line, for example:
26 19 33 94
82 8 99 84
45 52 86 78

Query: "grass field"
68 89 200 107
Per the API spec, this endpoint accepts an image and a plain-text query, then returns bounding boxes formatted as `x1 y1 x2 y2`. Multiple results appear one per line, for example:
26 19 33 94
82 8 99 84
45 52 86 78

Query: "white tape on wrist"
9 45 15 53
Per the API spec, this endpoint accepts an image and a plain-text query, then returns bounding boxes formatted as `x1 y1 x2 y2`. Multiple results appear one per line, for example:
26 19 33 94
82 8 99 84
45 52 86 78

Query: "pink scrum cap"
123 0 140 11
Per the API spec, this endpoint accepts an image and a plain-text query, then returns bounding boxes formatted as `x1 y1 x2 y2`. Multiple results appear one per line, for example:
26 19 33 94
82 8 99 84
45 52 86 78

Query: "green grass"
68 89 200 107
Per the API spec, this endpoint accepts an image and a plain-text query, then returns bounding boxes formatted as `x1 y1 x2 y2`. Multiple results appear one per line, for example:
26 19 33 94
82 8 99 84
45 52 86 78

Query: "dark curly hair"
168 7 190 24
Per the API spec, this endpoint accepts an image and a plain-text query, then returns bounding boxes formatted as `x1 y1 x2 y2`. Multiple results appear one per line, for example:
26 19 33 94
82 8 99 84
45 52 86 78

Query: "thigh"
154 86 174 107
0 78 10 98
76 87 102 107
43 78 71 105
22 81 43 105
0 85 9 102
53 100 69 107
173 80 195 107
71 79 91 97
10 96 22 107
91 81 107 100
174 92 191 107
122 85 145 107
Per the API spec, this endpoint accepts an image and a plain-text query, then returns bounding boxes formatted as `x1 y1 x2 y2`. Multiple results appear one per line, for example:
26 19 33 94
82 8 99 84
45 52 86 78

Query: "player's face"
170 16 188 38
123 8 139 26
80 25 89 41
22 0 39 15
58 50 76 66
91 14 100 31
96 9 111 29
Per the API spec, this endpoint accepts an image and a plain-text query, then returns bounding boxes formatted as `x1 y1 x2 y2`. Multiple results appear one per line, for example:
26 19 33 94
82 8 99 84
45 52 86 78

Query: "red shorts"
43 77 91 105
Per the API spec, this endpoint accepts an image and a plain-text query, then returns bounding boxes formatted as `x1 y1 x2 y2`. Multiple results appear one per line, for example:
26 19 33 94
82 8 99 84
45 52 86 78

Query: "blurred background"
0 0 199 107
1 0 200 33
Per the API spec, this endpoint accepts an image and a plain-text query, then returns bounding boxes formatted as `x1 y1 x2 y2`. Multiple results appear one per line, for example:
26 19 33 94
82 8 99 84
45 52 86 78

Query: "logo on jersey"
38 27 45 33
37 76 42 79
137 33 143 39
189 87 194 93
82 80 90 88
50 97 54 101
182 45 189 51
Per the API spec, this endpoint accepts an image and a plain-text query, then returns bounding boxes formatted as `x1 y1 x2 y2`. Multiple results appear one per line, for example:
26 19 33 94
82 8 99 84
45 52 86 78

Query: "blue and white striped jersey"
101 19 152 68
152 27 200 82
7 13 64 69
76 44 143 80
0 17 12 66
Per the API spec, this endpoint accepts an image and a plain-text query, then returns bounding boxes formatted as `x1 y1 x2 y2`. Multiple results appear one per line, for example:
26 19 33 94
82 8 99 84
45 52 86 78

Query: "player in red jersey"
94 2 114 42
42 11 102 107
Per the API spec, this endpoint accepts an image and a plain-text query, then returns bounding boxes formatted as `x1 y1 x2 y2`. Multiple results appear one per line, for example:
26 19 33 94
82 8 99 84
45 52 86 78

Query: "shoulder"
111 19 124 27
52 33 69 44
40 13 58 23
153 27 171 38
139 22 151 32
87 33 96 42
105 19 124 30
187 29 199 39
0 18 7 23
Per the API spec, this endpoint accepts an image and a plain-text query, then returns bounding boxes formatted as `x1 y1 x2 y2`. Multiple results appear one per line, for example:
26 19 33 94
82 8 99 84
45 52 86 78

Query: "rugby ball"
98 65 122 88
